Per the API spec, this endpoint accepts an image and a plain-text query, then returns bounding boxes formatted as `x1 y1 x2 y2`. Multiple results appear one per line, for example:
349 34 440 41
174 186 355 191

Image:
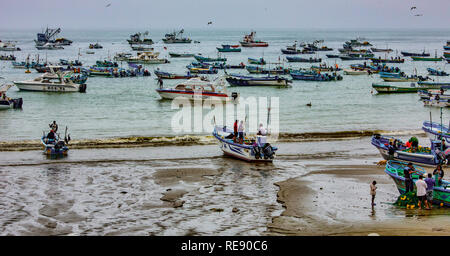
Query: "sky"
0 0 449 30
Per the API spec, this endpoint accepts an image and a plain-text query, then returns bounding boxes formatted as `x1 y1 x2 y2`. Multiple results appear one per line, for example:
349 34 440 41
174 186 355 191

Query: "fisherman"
49 121 58 132
238 120 245 144
433 165 445 186
233 120 238 142
416 175 429 210
404 162 419 194
158 77 163 89
370 180 377 206
257 123 267 136
425 173 435 209
388 141 396 160
47 129 56 141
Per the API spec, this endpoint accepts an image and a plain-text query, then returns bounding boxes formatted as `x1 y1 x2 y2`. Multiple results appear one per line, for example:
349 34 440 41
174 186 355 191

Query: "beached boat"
427 68 448 76
41 127 70 156
239 32 268 47
401 51 430 57
13 71 87 93
156 77 238 102
371 134 446 166
217 45 241 52
0 54 16 61
248 58 266 65
225 74 290 87
286 56 321 63
372 82 442 93
0 84 23 110
370 57 404 63
127 32 154 45
154 70 199 79
169 52 195 58
212 125 277 162
36 43 64 50
0 41 21 51
162 29 192 44
385 160 450 206
370 47 393 53
290 71 343 81
194 55 227 62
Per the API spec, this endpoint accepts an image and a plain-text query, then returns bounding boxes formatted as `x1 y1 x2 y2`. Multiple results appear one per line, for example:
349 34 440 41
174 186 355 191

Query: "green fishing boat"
372 82 442 93
385 160 450 207
411 56 443 61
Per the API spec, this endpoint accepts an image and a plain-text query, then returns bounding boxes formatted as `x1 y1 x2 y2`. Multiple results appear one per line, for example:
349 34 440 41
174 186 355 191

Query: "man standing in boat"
233 120 238 142
238 120 245 144
404 162 419 194
158 77 163 89
49 121 58 132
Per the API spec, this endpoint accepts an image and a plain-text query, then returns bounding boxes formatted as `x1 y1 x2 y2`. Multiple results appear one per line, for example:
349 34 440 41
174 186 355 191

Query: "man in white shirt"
415 176 430 210
238 120 244 144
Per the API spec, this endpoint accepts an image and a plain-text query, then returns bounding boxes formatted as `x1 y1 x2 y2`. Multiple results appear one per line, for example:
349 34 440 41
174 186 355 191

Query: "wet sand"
1 135 449 236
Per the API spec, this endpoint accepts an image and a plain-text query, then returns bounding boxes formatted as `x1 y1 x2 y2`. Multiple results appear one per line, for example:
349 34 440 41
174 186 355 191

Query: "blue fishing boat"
194 55 227 62
371 134 448 167
212 125 277 162
422 121 450 143
246 65 291 75
225 74 291 87
326 54 340 58
290 71 342 81
384 160 450 206
286 56 321 63
41 126 70 157
217 45 241 52
154 70 198 79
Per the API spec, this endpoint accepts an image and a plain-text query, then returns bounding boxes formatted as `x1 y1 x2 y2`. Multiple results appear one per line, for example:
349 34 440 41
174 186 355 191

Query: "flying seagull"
207 21 212 25
410 6 416 10
106 3 111 7
415 14 423 16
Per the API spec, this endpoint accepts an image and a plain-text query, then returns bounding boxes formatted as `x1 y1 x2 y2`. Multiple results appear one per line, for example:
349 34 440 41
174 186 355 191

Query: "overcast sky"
0 0 449 30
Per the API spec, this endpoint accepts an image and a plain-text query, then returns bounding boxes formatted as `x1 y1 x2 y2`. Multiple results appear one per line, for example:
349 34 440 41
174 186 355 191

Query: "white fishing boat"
343 68 369 75
156 77 239 101
13 70 86 93
36 42 64 50
212 125 277 162
0 84 23 110
0 41 21 51
125 51 169 64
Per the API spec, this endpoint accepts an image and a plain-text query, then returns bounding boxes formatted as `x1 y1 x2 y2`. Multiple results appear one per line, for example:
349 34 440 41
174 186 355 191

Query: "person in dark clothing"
158 77 163 89
433 165 445 186
49 121 58 132
47 130 55 140
404 162 419 194
233 120 238 142
388 141 396 160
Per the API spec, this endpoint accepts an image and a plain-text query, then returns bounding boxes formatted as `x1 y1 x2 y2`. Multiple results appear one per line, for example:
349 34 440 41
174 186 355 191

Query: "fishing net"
394 191 419 209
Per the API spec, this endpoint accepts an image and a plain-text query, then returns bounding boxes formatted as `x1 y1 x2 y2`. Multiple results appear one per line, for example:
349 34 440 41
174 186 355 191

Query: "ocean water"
0 28 449 142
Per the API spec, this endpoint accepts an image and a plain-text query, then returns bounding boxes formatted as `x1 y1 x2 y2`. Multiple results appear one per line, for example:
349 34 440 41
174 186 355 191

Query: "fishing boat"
156 77 238 101
427 68 448 76
0 54 16 61
34 27 72 46
88 67 113 77
370 57 404 63
380 73 422 82
127 32 154 45
370 47 393 53
130 45 154 51
351 64 399 74
217 45 241 52
0 84 23 110
59 59 82 66
188 66 218 74
310 64 341 72
371 134 447 166
411 56 443 61
385 160 450 206
212 125 277 162
326 54 340 58
401 51 430 57
0 41 21 51
281 42 304 54
12 61 44 69
422 121 450 143
290 71 343 81
225 74 291 87
89 43 103 49
418 81 450 86
286 56 321 63
154 70 199 79
339 53 374 61
13 71 87 93
169 52 195 58
41 126 70 156
93 60 118 68
343 68 369 75
444 41 450 51
125 51 170 64
239 31 268 47
246 65 291 75
194 55 227 62
162 29 192 44
248 58 266 65
418 89 450 100
422 98 450 107
36 43 64 50
443 52 450 58
345 38 372 47
304 42 332 52
372 82 442 93
86 51 95 54
54 38 73 46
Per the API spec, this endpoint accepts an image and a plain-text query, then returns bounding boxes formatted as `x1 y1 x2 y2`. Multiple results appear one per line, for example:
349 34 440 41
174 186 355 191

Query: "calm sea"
0 28 449 142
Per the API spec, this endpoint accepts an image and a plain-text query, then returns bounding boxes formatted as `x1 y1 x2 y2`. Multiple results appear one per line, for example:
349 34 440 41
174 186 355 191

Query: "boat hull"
226 76 289 86
13 82 86 93
156 89 232 101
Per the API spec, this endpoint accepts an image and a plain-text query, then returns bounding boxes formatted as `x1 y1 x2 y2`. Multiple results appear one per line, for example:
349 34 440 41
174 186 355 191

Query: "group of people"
231 120 267 144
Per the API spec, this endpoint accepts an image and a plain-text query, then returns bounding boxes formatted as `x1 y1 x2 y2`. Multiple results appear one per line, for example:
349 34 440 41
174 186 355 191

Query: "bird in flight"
207 21 212 25
106 3 111 7
415 14 423 16
410 6 416 10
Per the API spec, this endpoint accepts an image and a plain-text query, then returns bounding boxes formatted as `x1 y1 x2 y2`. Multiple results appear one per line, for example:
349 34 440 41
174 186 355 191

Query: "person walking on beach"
425 173 435 209
404 162 418 194
370 181 377 206
433 165 445 186
415 176 429 210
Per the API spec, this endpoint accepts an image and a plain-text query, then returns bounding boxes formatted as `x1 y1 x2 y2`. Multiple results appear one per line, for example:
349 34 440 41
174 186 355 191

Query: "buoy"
406 205 410 209
441 203 444 207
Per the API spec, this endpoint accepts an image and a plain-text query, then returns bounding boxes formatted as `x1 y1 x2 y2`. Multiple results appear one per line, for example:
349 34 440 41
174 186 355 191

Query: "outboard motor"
55 141 65 151
262 143 274 159
253 145 262 159
79 84 87 93
231 92 239 101
12 98 23 109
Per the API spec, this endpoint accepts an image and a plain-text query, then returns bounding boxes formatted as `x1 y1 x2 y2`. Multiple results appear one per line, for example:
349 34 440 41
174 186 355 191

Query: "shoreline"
0 129 425 151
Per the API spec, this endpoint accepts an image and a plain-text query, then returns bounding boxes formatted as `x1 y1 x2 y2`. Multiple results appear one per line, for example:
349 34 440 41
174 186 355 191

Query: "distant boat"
36 43 64 50
127 32 154 45
290 71 342 81
169 52 195 58
248 57 266 65
411 56 443 61
372 82 442 93
194 55 227 62
89 43 103 49
326 54 339 58
162 29 192 44
286 56 322 63
130 45 153 51
239 31 268 47
443 41 450 50
370 47 393 53
154 70 198 79
0 41 21 51
217 45 241 52
246 65 291 75
401 51 430 57
225 74 290 87
35 27 72 46
339 53 374 61
370 57 404 63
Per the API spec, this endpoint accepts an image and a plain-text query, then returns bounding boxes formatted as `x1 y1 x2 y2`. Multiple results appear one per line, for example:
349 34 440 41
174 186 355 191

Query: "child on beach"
370 181 377 206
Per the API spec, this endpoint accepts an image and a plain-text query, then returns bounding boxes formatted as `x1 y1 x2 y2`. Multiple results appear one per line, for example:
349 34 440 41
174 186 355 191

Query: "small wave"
0 129 425 151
